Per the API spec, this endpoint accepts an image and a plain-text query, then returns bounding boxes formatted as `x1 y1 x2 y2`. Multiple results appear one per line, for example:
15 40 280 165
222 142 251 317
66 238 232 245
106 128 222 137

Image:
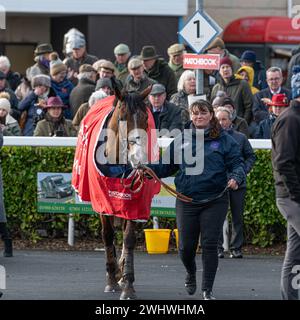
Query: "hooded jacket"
235 66 259 95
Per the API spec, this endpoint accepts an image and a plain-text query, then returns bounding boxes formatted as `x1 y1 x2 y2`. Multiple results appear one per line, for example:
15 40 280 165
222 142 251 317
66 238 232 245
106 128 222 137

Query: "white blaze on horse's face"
127 128 148 167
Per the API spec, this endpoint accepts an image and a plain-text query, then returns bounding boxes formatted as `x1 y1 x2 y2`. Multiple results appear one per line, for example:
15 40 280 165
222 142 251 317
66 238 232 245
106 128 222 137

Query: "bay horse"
100 86 152 300
72 82 159 300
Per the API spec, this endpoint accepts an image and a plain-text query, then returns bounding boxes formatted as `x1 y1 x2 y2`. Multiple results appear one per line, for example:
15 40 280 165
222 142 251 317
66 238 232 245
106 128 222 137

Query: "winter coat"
235 66 259 95
64 53 98 74
26 61 49 82
114 62 129 85
168 61 184 84
286 47 300 88
149 123 245 202
254 113 277 139
1 114 21 136
144 58 177 99
271 100 300 202
150 101 184 135
6 71 22 91
211 76 253 124
232 114 249 138
169 90 191 125
33 113 77 137
51 77 74 119
226 128 256 187
124 74 156 93
69 78 95 117
252 60 267 90
72 102 89 132
18 89 56 136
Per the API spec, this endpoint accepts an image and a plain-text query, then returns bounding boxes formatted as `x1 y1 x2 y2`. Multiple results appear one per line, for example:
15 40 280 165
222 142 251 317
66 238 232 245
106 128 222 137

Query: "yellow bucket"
144 229 171 254
173 229 179 249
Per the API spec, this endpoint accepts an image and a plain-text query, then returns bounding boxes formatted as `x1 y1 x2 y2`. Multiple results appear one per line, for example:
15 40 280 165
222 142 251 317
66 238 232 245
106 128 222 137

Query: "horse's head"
106 84 152 167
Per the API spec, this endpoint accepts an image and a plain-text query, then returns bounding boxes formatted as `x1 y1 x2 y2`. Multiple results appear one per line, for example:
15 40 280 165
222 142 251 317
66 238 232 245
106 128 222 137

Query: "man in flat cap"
148 83 183 136
114 43 131 85
167 43 185 83
64 35 98 82
140 45 177 100
205 37 240 73
124 57 156 94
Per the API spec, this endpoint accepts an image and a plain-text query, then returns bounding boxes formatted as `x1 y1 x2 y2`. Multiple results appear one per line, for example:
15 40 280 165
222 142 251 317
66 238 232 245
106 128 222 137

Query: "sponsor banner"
183 53 220 70
37 173 176 218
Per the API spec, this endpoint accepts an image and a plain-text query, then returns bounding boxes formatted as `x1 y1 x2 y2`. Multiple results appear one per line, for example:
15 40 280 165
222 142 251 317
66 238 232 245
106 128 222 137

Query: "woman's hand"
227 178 238 190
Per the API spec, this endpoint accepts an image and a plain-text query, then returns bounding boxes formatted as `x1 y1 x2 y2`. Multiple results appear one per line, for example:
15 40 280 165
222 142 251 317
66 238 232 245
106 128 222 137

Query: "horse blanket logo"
72 95 160 221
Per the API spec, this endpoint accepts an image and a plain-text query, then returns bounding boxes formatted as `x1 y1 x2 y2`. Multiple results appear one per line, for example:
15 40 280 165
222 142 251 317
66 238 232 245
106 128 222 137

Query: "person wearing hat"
210 56 253 124
124 57 156 94
72 89 109 133
0 92 21 136
69 64 97 117
215 106 255 259
95 77 113 95
254 93 289 139
271 65 300 300
240 50 267 90
167 43 185 83
205 37 240 73
49 52 74 120
114 43 131 85
26 43 53 82
235 65 259 95
33 96 76 137
140 45 177 99
253 66 291 124
220 96 249 137
148 83 183 135
18 74 56 136
0 71 20 121
64 35 98 78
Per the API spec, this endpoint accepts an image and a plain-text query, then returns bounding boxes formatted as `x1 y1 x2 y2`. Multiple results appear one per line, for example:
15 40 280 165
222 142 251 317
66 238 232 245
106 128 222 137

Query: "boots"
0 222 13 257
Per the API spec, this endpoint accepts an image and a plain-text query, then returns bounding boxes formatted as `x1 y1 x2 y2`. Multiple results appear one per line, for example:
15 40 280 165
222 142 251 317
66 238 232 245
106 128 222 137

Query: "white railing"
3 136 272 149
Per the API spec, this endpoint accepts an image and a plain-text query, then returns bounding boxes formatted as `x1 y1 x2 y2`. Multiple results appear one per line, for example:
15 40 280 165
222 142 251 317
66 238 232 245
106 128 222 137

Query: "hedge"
0 146 286 246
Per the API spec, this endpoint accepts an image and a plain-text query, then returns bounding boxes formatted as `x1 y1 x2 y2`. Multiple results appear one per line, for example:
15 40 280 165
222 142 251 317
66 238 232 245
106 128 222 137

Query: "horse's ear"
111 76 123 101
139 85 153 100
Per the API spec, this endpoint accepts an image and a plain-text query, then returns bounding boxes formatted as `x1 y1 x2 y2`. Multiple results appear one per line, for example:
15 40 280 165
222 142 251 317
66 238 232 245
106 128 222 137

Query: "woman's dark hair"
189 99 221 138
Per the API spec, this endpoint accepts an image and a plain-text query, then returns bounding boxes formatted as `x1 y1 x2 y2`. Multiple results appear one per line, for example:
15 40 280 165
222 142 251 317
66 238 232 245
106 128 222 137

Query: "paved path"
0 250 283 300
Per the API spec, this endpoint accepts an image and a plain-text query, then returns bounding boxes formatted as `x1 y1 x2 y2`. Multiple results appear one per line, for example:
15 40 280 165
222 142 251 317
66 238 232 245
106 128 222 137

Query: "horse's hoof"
104 283 121 293
119 288 137 300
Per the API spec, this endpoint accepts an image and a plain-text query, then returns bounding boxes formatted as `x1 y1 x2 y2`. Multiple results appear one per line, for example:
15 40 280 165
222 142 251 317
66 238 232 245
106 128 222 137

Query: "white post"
195 0 204 95
68 214 75 246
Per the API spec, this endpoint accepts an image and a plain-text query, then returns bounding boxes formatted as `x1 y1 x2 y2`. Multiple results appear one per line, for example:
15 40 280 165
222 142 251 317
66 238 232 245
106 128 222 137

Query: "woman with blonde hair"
0 92 21 136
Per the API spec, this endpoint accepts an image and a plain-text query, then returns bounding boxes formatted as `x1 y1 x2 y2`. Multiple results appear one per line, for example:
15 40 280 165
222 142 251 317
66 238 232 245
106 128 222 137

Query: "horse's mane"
111 76 147 114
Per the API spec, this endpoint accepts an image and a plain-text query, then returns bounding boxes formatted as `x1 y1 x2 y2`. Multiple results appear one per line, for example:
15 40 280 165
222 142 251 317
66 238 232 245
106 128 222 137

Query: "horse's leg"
119 220 137 300
100 215 121 292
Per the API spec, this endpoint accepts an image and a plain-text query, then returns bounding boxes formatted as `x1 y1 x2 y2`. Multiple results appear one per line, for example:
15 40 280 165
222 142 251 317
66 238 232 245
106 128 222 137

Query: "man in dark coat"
140 46 177 100
69 64 97 118
148 84 183 136
64 37 98 81
271 68 300 300
253 66 291 121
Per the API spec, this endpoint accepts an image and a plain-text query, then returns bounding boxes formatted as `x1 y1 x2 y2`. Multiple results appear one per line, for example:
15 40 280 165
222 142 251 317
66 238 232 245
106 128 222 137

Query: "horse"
72 83 160 300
